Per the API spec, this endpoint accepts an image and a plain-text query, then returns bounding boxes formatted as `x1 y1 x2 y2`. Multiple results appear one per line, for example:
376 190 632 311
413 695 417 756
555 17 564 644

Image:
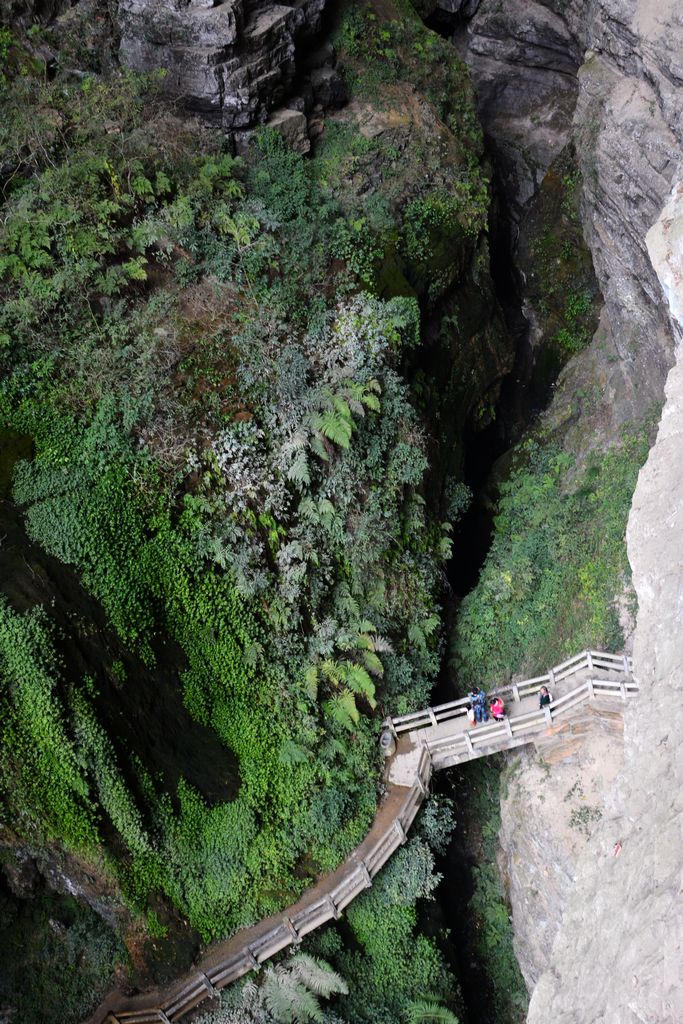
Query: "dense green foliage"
299 801 458 1024
454 424 654 684
323 0 488 306
194 952 349 1023
0 884 125 1024
0 9 469 965
522 152 600 369
0 601 97 849
457 760 527 1024
0 7 638 1024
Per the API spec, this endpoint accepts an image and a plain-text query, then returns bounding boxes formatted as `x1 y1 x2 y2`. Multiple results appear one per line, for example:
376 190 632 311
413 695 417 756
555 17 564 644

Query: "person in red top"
490 696 505 720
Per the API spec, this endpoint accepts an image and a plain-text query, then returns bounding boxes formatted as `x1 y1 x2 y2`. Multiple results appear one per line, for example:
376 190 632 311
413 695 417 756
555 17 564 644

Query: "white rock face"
499 704 626 990
525 182 683 1024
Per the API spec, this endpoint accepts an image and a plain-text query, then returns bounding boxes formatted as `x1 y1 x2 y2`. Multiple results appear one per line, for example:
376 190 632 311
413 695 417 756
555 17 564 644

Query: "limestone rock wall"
461 0 683 434
498 703 626 990
525 181 683 1024
118 0 329 129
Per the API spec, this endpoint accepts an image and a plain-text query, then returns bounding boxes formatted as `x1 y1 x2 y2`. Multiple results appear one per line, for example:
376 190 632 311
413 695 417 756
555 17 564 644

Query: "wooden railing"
93 651 636 1024
424 675 638 769
384 650 633 737
99 749 433 1024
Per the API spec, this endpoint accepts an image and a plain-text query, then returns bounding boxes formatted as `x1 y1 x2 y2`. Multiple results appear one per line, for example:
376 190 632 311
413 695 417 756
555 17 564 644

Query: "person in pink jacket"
490 696 505 720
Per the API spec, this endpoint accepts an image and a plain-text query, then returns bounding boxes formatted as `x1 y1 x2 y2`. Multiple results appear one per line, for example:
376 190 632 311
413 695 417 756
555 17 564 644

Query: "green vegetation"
0 601 96 849
0 4 477 999
522 150 600 368
0 5 636 1024
195 952 348 1023
454 422 654 684
299 801 458 1024
321 0 488 305
462 761 528 1024
0 884 125 1024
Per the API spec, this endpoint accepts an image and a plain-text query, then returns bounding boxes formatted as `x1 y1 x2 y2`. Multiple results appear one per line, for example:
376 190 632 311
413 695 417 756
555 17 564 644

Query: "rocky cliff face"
498 701 626 990
456 1 683 1014
118 0 332 129
524 180 683 1024
460 0 682 445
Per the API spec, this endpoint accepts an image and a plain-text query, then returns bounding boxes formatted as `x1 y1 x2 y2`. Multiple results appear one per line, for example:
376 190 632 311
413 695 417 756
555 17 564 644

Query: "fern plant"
289 953 348 999
405 1000 459 1024
258 954 348 1024
307 380 381 455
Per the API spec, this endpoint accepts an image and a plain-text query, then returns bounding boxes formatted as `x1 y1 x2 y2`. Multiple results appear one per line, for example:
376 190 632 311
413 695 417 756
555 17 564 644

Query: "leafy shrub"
454 424 653 684
0 600 96 850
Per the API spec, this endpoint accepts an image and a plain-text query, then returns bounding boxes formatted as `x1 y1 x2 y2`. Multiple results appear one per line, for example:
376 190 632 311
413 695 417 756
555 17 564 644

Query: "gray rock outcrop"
118 0 329 128
460 0 683 432
525 179 683 1024
498 702 627 989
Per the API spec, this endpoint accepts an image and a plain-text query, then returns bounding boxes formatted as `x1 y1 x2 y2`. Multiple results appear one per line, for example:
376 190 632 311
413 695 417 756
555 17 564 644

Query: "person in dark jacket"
539 685 553 709
469 687 488 723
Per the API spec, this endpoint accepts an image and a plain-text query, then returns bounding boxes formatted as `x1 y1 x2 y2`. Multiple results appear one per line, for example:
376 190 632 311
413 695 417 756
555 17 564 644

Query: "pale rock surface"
524 180 683 1024
498 703 625 989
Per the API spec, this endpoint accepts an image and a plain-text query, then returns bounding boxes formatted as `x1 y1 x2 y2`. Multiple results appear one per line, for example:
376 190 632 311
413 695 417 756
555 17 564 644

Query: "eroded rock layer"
118 0 328 128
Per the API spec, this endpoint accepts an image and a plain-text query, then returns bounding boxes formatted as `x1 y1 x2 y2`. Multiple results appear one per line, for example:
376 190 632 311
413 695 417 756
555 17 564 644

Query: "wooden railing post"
586 677 595 699
512 684 520 702
544 707 552 726
325 895 340 920
464 731 474 755
586 650 594 670
200 971 217 996
548 668 555 688
623 654 630 673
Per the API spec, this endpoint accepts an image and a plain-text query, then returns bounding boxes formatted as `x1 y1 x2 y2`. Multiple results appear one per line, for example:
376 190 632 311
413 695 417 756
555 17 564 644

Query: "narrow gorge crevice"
410 5 617 1023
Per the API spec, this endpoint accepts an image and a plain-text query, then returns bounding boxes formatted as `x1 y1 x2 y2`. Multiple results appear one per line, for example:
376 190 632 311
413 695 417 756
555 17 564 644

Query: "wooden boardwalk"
90 650 637 1024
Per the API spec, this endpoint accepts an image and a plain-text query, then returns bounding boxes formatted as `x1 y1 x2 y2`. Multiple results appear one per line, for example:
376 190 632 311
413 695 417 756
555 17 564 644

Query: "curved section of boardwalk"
91 650 637 1024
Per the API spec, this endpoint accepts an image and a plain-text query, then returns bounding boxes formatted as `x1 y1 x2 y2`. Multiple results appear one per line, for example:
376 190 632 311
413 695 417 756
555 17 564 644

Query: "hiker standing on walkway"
468 687 488 724
539 685 553 709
